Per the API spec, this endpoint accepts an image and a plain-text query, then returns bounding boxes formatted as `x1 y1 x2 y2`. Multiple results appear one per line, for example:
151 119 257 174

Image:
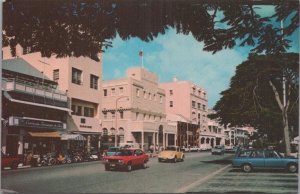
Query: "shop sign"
9 116 66 130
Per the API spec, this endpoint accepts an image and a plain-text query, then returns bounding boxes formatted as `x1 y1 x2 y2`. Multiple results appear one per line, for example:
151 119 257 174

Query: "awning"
28 131 61 138
61 134 86 141
4 91 72 112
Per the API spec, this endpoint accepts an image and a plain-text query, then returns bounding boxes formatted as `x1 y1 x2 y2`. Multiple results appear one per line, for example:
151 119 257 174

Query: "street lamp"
115 96 129 147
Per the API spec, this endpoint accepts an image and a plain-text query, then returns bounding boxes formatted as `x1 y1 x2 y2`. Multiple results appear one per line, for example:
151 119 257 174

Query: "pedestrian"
149 144 154 154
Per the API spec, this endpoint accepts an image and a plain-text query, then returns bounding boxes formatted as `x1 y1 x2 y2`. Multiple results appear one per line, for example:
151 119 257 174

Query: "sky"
102 6 299 108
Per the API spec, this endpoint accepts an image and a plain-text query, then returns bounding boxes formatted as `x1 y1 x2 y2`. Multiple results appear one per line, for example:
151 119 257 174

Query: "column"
156 132 159 147
18 130 24 154
166 133 169 147
141 131 144 151
87 135 91 152
163 133 165 148
152 132 155 151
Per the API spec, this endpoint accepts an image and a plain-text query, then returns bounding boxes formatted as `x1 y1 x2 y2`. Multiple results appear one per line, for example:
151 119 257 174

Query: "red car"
1 152 23 170
104 148 149 171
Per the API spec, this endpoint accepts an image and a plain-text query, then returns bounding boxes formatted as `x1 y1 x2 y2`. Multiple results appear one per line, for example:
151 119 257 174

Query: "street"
1 152 298 193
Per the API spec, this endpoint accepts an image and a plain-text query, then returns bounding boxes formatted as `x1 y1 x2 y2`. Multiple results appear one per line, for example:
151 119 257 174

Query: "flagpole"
142 49 144 68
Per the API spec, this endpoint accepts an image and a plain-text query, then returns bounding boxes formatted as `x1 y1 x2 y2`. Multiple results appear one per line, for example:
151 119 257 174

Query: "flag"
139 51 143 57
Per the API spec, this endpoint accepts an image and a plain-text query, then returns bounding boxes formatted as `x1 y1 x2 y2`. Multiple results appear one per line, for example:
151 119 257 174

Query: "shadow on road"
200 159 232 165
187 192 269 194
228 168 295 174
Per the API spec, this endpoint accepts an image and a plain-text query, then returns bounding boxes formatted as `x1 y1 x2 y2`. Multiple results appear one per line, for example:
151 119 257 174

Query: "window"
170 90 173 95
119 87 124 94
103 112 107 120
136 88 140 97
112 112 115 119
143 114 146 120
198 90 201 96
149 93 151 100
192 101 196 108
144 91 147 99
90 74 98 89
72 68 82 85
77 106 82 116
120 111 124 119
170 101 173 107
198 113 201 119
136 112 139 120
53 69 59 81
203 105 206 111
111 88 116 95
103 89 107 97
197 103 201 109
192 87 196 94
160 96 163 103
153 94 156 101
80 118 86 124
84 107 94 117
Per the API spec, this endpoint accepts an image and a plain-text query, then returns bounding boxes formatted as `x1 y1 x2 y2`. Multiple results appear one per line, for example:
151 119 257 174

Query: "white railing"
3 78 68 102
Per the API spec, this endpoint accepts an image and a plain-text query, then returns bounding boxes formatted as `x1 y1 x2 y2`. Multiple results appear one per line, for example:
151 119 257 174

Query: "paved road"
1 152 232 193
188 165 299 194
2 152 297 193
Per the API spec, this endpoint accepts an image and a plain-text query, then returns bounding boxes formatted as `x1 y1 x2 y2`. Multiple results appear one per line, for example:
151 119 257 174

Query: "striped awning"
28 131 61 138
61 134 86 141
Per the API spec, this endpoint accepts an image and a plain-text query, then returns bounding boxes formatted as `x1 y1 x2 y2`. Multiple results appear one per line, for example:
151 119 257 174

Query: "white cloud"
149 30 246 107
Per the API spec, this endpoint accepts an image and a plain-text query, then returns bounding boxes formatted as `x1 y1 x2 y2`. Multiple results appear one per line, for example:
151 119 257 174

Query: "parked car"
232 149 298 173
1 152 23 169
190 146 200 152
104 148 149 172
211 145 225 155
158 146 184 163
104 147 120 157
180 146 190 152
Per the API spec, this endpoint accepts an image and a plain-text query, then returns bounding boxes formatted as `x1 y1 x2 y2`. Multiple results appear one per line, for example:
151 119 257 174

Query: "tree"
210 53 299 155
3 0 299 61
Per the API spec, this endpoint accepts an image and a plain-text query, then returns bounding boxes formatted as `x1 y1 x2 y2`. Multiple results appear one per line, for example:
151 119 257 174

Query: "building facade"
101 67 176 151
159 79 208 147
3 46 103 152
224 127 250 147
1 58 69 155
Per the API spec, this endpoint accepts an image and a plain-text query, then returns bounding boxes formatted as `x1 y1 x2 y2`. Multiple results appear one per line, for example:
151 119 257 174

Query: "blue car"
232 149 298 173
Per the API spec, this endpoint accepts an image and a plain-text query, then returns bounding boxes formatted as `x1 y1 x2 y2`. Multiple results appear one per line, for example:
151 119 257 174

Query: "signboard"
9 116 66 130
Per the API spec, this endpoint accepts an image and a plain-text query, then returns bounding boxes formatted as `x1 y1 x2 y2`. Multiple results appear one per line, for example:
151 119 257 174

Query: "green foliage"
210 53 299 142
3 0 299 61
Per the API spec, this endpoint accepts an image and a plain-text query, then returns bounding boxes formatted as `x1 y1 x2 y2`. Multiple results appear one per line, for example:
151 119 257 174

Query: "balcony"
3 78 68 108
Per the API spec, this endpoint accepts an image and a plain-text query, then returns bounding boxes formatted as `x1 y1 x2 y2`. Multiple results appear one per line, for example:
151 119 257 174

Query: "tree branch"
269 80 283 111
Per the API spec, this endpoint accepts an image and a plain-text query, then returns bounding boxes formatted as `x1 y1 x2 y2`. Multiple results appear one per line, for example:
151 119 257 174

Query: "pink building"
160 79 209 147
101 67 176 151
3 45 102 152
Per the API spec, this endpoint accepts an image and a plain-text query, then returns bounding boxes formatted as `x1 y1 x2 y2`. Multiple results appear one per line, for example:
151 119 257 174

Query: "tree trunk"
283 108 291 156
269 80 291 155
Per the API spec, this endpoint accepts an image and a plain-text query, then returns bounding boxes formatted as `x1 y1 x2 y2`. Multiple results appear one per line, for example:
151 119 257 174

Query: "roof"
2 58 52 81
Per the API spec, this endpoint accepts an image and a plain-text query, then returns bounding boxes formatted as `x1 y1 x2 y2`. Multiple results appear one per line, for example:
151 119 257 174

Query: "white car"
180 146 190 152
190 146 200 152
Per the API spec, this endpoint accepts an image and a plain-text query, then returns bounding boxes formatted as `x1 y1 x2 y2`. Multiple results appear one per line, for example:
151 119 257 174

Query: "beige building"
3 45 103 151
159 79 208 147
101 67 176 150
201 109 226 149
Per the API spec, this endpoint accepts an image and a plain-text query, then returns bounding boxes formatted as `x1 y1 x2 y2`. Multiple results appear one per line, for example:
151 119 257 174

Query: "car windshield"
115 150 133 156
165 147 176 151
214 146 222 149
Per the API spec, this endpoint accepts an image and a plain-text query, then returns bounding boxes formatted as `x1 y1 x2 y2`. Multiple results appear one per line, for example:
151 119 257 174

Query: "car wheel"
287 163 297 173
158 158 162 162
11 161 18 169
181 155 185 162
173 157 177 163
127 163 132 172
242 164 252 173
105 164 110 171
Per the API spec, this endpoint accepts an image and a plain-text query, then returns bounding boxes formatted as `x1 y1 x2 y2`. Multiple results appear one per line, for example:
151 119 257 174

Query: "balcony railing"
3 78 68 107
